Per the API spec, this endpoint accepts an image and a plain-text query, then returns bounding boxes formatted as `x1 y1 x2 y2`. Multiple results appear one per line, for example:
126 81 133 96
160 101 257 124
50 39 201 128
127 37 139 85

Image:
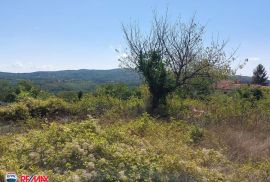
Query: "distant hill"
235 75 270 85
1 69 269 93
235 75 253 84
0 69 141 93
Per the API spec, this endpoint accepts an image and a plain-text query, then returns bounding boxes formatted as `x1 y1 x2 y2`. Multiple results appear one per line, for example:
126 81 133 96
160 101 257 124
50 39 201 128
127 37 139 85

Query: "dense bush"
15 80 42 100
26 98 73 118
0 80 17 102
76 94 144 120
57 91 80 102
178 77 214 100
0 98 72 122
95 83 141 100
237 86 263 102
0 93 145 122
167 95 205 121
0 103 29 122
204 88 270 126
189 126 204 144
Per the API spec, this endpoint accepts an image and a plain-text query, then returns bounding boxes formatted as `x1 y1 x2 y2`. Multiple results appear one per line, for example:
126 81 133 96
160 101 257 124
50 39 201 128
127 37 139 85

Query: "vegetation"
136 51 173 113
78 91 83 101
0 80 16 102
0 12 269 182
0 80 270 181
252 64 268 85
121 15 232 115
0 69 141 93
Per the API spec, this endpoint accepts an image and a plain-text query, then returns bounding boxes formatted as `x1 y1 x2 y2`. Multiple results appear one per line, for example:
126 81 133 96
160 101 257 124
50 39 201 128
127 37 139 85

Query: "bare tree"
119 13 234 114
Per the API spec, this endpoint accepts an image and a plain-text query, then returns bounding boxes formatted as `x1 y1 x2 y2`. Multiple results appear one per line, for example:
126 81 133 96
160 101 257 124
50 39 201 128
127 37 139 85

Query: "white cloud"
117 53 128 60
108 44 129 61
12 61 24 68
0 61 56 73
248 57 261 61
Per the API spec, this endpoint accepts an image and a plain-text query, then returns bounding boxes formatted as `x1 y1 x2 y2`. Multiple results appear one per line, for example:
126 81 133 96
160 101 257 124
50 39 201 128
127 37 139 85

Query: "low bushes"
1 85 270 181
0 103 29 122
2 85 270 131
205 89 270 127
0 98 72 122
27 98 72 118
1 115 268 181
0 95 145 123
0 116 227 181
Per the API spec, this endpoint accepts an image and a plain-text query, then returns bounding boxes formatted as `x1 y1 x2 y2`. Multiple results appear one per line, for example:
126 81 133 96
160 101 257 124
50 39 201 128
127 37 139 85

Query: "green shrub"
189 126 204 144
179 76 214 100
237 86 263 102
0 97 74 122
0 103 29 122
25 98 72 118
95 83 141 100
76 95 120 117
76 94 144 120
57 91 79 102
167 95 205 121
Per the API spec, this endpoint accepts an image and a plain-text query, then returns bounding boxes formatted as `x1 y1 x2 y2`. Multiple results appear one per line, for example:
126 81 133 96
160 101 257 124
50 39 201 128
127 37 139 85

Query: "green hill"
0 69 141 93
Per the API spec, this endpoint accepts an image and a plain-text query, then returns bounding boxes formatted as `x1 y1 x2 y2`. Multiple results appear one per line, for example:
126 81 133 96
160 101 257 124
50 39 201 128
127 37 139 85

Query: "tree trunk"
149 94 167 116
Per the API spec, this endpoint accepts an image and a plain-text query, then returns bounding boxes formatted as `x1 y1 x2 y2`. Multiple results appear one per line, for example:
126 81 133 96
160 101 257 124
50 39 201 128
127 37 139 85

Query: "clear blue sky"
0 0 269 75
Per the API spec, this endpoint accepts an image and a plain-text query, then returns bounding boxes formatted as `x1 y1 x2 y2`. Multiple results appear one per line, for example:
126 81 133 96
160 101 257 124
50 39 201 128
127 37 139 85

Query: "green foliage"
0 80 48 103
137 51 174 114
1 115 269 181
78 90 83 101
0 80 16 102
16 80 41 99
4 92 17 103
0 103 29 122
77 94 144 119
0 170 5 181
200 87 270 127
252 64 268 85
57 91 79 102
27 98 72 118
0 69 141 93
167 95 204 121
0 117 231 181
180 76 214 99
0 97 73 122
1 82 270 181
237 86 263 101
189 126 204 144
95 83 140 100
0 91 145 123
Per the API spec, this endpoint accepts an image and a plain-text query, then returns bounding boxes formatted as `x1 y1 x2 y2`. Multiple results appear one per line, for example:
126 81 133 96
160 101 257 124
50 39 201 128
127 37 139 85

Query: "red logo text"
20 175 49 182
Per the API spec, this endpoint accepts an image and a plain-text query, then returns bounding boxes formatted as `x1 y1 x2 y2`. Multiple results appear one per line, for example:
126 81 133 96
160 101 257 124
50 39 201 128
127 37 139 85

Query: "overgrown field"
0 84 270 181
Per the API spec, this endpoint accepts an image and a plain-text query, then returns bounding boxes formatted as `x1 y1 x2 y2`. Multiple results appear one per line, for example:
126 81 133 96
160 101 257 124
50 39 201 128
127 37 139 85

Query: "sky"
0 0 269 76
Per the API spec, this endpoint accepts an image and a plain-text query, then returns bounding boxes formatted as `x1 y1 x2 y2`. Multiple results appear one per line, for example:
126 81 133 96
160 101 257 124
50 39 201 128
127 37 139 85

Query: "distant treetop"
252 64 268 85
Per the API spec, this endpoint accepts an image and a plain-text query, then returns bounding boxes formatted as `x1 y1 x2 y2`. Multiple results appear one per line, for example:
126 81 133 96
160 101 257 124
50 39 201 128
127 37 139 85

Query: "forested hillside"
0 69 141 93
1 68 268 94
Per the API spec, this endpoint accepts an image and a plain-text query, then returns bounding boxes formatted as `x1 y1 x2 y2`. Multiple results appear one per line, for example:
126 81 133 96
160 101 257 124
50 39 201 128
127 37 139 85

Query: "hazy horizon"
0 0 269 76
0 68 261 79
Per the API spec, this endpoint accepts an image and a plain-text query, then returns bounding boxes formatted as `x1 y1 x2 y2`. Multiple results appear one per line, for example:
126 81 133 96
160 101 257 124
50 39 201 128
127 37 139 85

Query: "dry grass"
203 123 270 162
